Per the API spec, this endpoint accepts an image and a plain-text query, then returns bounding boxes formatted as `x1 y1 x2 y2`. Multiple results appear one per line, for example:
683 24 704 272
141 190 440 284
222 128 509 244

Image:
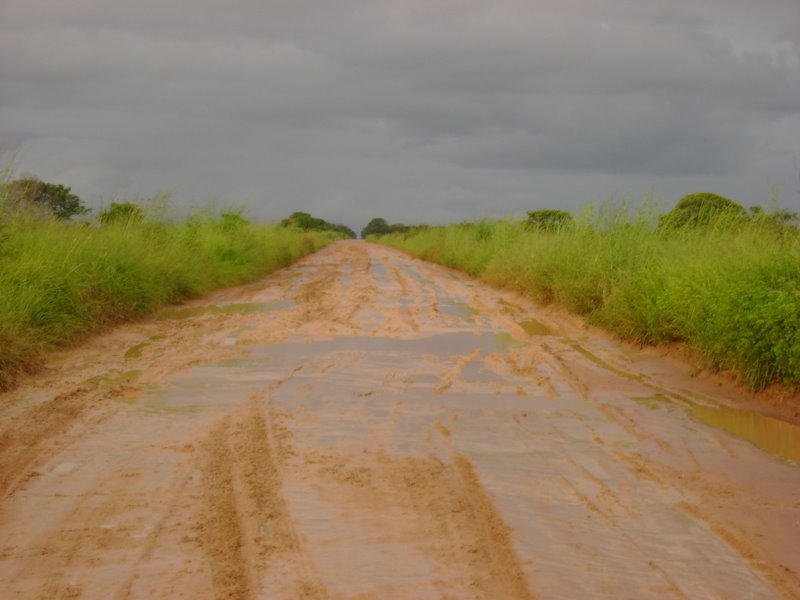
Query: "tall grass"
0 214 339 389
376 206 800 390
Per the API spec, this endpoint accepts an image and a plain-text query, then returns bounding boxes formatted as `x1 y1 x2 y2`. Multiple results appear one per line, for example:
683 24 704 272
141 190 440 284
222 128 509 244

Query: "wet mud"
0 240 798 598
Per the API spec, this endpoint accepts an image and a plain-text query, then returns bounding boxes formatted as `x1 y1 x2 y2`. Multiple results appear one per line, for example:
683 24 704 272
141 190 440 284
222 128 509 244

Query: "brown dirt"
0 240 798 598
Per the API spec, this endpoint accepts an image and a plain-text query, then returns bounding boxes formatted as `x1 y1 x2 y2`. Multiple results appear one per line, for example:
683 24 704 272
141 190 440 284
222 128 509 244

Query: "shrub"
659 192 748 229
99 202 145 225
525 209 574 231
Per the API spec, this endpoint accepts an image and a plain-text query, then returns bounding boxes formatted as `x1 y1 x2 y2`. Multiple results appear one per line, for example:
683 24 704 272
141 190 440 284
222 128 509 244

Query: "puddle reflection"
634 394 800 464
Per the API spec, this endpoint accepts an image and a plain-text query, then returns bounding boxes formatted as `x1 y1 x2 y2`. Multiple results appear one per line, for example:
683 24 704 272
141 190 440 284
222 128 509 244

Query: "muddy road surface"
1 240 799 599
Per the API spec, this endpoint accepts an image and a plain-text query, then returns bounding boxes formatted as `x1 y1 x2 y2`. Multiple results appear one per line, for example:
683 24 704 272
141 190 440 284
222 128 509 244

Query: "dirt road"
1 240 799 599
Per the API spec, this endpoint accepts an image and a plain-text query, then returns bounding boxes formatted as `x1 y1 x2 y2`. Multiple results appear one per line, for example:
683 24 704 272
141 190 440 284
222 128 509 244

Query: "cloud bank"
1 0 798 228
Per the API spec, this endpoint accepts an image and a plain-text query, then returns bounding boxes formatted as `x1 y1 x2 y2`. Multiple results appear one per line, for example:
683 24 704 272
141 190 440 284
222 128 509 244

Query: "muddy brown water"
0 240 798 599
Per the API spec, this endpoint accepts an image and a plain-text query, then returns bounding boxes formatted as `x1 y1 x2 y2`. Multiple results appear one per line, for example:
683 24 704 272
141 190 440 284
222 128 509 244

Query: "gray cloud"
1 0 799 229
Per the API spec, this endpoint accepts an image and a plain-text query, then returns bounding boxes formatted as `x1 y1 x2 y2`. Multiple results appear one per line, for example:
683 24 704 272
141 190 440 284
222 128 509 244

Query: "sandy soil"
1 240 798 599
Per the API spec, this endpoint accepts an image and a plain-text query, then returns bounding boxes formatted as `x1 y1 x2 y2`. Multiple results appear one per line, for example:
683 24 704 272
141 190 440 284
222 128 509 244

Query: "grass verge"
374 207 800 390
0 215 338 390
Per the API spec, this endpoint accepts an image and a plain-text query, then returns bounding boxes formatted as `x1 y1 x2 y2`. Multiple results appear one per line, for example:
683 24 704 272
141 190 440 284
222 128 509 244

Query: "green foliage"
219 211 249 231
525 209 574 231
2 177 90 220
659 192 747 229
99 202 145 225
331 223 357 238
282 211 324 230
361 217 390 238
0 212 337 390
375 202 800 390
362 220 426 239
752 206 799 226
281 211 355 238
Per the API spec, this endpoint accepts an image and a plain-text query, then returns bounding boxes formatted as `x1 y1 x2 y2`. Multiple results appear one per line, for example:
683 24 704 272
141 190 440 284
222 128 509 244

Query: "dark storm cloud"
1 0 798 227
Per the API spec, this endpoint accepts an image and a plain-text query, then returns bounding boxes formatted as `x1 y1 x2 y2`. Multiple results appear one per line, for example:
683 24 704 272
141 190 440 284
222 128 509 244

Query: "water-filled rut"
0 240 798 598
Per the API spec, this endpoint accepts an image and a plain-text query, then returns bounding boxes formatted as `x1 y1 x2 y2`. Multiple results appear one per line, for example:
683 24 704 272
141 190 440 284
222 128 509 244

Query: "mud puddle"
518 319 551 336
401 266 434 286
368 261 389 280
267 331 519 358
85 369 142 388
124 343 147 359
635 393 800 464
120 361 279 415
438 300 479 321
157 299 295 320
566 339 645 382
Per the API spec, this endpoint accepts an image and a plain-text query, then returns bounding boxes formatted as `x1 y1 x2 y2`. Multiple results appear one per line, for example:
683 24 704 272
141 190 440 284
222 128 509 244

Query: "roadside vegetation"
374 194 800 391
0 176 342 390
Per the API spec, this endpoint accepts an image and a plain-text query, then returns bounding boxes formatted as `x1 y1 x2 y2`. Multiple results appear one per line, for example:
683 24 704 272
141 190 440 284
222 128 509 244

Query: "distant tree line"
0 180 362 237
280 211 356 239
360 218 432 238
523 193 798 233
3 175 797 237
359 191 798 241
361 218 411 238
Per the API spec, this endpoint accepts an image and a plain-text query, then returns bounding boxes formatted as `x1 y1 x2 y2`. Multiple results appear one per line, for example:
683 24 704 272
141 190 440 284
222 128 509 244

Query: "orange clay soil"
0 240 798 599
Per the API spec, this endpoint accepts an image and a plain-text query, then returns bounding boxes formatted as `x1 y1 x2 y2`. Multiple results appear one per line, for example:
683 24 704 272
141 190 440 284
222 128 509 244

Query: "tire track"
200 400 327 600
200 418 252 599
0 381 133 500
307 446 536 599
450 454 536 599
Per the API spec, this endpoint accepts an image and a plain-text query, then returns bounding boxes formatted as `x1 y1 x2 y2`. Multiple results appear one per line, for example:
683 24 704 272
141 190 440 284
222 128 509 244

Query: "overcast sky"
1 0 798 229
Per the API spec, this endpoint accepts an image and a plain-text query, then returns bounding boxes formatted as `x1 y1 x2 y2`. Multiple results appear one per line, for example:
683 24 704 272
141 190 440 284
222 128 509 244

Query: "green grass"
375 207 800 390
0 214 339 389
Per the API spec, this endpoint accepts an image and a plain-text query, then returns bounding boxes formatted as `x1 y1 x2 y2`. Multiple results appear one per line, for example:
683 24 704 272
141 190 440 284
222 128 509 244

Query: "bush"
525 209 574 231
659 192 748 229
99 202 145 225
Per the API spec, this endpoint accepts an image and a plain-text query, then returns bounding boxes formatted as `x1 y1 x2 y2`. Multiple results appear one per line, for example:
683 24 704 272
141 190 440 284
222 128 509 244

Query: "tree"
331 224 357 239
281 211 324 231
659 192 748 229
361 217 390 238
525 209 574 231
280 211 356 238
98 201 144 225
3 177 89 220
